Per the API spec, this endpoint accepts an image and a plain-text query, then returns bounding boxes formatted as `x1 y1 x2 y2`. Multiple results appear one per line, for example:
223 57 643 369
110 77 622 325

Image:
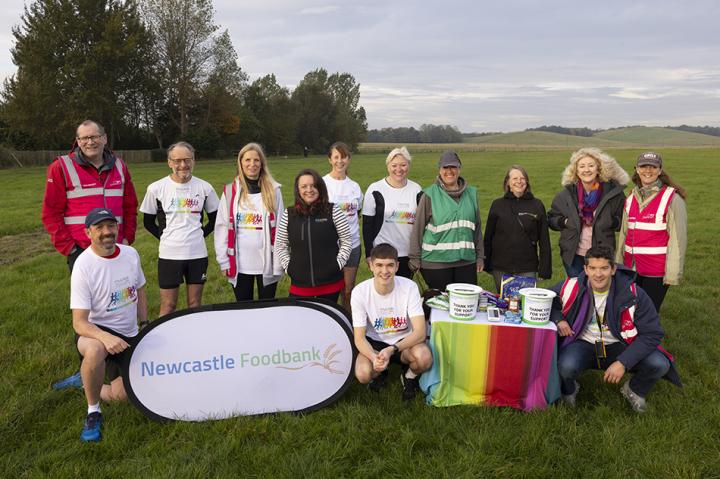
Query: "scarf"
577 182 602 226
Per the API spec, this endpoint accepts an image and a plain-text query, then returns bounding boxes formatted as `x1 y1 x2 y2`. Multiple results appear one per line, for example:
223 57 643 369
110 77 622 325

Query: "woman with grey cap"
616 152 687 312
362 147 422 278
408 150 483 291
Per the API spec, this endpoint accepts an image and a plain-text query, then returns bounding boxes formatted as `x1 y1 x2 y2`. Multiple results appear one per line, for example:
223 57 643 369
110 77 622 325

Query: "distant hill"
463 131 625 147
594 127 720 146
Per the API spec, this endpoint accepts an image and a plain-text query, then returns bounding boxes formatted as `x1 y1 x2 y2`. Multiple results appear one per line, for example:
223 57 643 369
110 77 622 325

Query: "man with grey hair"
42 119 138 272
140 141 219 316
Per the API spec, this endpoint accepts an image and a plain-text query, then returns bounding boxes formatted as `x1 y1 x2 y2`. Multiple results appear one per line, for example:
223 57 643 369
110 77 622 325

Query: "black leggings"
420 263 477 291
635 275 669 313
233 274 277 301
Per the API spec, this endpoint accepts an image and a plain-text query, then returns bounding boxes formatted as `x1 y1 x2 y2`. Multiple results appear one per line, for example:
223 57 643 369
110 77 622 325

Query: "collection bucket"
446 283 482 320
518 288 556 325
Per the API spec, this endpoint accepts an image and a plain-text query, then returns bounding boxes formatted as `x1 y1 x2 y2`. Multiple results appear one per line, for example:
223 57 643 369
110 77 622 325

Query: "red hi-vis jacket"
42 150 138 255
622 186 675 276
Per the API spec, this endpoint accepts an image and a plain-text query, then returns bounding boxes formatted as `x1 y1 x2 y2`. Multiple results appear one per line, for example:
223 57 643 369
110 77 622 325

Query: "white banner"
123 299 355 421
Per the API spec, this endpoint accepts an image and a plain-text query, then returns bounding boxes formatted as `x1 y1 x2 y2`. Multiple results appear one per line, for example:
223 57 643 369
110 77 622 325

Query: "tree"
1 0 157 149
243 74 297 154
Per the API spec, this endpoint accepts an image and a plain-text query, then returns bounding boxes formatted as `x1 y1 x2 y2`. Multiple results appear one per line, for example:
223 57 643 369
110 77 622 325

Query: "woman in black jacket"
484 165 552 292
548 148 629 277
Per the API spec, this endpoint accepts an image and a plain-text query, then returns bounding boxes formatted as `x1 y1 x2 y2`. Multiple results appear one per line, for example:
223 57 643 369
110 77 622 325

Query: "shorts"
75 325 134 381
366 337 405 365
158 257 208 289
345 245 361 268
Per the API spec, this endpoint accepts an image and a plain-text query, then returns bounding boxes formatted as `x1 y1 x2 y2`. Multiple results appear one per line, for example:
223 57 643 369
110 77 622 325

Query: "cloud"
298 5 340 15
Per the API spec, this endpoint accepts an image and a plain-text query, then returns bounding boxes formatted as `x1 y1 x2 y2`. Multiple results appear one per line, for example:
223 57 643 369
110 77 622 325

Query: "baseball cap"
85 208 117 228
438 150 461 168
636 152 662 168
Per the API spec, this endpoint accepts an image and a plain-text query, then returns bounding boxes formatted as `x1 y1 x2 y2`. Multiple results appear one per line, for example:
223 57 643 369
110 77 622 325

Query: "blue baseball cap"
85 208 117 228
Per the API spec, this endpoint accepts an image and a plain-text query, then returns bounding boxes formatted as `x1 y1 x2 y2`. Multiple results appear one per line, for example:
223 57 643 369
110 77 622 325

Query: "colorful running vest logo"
386 210 415 225
337 202 359 216
168 196 201 212
107 285 137 312
373 316 408 333
236 212 263 230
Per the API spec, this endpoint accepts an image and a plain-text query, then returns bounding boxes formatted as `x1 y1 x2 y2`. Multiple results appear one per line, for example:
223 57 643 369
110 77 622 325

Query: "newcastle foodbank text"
140 347 322 377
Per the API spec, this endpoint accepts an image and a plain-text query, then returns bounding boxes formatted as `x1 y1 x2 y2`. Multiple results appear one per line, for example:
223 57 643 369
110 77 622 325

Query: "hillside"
463 131 624 147
594 126 720 146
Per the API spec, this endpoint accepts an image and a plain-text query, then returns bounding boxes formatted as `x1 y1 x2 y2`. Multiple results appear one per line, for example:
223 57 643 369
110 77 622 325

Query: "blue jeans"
563 254 585 278
558 340 670 397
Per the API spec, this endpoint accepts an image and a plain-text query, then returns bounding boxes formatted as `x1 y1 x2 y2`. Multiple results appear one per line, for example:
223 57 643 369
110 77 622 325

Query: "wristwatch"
392 344 400 354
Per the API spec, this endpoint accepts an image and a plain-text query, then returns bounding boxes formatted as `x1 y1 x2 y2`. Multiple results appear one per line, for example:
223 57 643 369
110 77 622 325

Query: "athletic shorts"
345 245 362 268
366 337 404 365
75 325 134 382
158 257 208 289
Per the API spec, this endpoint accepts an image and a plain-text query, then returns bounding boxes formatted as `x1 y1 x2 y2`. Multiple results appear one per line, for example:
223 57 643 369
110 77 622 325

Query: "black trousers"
635 275 669 313
233 274 277 301
420 263 477 291
396 256 414 279
289 291 340 302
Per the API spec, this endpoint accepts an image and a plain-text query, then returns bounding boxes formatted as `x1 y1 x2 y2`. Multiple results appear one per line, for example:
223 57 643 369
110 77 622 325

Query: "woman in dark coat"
548 148 629 277
484 165 552 292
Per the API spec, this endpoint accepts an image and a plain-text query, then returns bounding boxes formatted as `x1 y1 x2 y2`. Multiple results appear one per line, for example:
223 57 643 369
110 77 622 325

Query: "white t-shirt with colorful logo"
70 245 146 338
362 178 421 257
235 192 266 274
140 176 220 260
323 174 363 249
351 276 424 345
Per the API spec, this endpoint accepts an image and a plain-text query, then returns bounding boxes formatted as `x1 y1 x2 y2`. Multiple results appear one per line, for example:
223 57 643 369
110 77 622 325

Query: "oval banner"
122 299 355 421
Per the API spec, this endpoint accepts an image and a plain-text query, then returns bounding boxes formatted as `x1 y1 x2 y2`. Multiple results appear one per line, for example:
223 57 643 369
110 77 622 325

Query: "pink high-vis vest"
59 155 126 243
622 186 675 276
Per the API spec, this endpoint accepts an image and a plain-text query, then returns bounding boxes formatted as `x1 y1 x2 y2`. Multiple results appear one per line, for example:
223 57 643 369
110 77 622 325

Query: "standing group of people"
43 120 688 442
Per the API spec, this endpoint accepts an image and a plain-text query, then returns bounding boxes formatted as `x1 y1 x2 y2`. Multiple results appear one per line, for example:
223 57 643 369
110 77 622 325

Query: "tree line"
366 124 463 143
0 0 367 155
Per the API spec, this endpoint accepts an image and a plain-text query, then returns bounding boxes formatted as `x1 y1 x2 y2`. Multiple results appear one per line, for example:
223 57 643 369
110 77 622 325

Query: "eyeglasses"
169 158 193 165
76 135 104 143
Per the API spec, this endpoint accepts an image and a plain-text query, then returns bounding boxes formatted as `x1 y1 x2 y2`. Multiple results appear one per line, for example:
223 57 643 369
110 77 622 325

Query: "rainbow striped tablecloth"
420 310 561 411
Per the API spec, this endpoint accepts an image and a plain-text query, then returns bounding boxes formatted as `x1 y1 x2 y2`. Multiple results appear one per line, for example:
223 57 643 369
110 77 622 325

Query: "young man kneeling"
351 243 433 400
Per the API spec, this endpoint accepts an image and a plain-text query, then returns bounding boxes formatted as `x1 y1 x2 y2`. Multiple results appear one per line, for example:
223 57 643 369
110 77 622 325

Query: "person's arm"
547 191 568 231
41 160 77 256
202 210 217 237
202 187 221 237
354 326 380 366
143 213 161 240
615 201 630 265
394 315 426 351
332 205 352 269
361 188 378 260
73 309 129 354
275 209 291 271
537 200 552 279
214 190 231 274
663 196 687 285
121 165 139 245
408 193 430 272
474 196 484 273
615 287 663 372
136 286 148 327
483 202 498 272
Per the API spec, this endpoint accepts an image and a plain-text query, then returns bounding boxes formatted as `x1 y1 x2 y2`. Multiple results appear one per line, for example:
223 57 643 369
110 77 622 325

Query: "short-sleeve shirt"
351 276 424 344
70 245 146 338
140 176 219 260
323 174 363 248
363 178 421 257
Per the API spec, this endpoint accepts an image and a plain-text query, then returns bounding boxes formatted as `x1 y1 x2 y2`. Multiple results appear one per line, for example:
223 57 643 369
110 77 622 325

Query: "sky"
1 0 718 133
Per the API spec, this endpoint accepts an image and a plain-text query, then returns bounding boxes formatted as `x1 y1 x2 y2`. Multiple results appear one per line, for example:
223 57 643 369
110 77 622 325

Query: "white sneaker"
561 381 579 407
621 381 647 413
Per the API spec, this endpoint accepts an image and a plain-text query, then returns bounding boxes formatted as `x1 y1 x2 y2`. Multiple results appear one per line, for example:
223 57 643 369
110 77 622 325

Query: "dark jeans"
558 340 670 397
232 274 277 301
635 275 669 313
289 291 340 302
67 246 84 273
563 254 585 278
396 256 414 279
420 263 477 292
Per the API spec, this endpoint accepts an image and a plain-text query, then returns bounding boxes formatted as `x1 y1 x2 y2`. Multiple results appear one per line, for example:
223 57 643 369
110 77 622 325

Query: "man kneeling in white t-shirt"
352 243 433 400
71 208 148 442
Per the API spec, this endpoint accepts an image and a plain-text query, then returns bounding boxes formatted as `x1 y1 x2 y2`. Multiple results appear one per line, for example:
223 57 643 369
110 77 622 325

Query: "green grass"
595 127 720 146
463 131 626 148
2 149 720 477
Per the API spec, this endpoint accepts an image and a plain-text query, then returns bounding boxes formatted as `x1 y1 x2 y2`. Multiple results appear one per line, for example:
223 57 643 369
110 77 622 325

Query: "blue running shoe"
52 372 83 390
80 412 103 442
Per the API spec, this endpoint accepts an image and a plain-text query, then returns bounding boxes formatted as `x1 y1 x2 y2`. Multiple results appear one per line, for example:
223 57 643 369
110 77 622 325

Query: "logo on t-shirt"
337 202 358 216
236 212 263 230
169 195 201 213
107 285 138 312
386 210 415 225
372 315 408 334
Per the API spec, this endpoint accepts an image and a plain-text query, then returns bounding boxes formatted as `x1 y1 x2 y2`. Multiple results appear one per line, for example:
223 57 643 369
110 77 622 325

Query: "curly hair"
560 147 630 187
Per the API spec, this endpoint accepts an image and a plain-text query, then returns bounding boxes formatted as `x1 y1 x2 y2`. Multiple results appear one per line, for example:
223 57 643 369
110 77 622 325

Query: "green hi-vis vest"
421 183 478 263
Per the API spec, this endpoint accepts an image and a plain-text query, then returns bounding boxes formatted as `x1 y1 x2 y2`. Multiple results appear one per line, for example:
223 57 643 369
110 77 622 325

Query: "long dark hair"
293 168 332 216
631 170 687 199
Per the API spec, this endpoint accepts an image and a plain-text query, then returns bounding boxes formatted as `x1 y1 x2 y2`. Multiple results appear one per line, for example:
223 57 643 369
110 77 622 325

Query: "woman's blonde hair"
560 147 629 187
236 143 279 211
385 146 412 165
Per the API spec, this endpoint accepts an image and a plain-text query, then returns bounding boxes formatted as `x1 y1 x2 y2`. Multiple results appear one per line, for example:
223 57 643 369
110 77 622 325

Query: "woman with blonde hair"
548 147 629 277
214 142 284 300
616 152 687 312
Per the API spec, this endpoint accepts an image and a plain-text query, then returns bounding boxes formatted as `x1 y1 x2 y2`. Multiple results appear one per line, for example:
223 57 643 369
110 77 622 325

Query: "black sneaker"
368 370 389 392
401 373 420 401
80 411 103 442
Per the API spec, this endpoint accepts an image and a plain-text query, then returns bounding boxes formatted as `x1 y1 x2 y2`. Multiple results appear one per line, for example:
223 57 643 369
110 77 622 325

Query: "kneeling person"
352 243 433 400
551 246 681 412
71 208 148 441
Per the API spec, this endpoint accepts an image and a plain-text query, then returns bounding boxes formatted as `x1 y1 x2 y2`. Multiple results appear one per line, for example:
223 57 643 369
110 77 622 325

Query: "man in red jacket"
42 120 138 272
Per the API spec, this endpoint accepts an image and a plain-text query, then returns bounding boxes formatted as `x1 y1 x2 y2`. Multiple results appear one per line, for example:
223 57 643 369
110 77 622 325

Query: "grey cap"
85 207 117 228
636 151 662 168
438 150 461 168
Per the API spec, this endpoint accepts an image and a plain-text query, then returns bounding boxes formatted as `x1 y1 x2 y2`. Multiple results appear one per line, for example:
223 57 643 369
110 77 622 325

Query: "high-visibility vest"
59 154 126 243
622 186 675 276
421 183 477 263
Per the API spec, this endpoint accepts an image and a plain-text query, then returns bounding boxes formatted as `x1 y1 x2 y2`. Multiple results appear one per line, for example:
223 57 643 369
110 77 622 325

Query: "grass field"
1 148 719 477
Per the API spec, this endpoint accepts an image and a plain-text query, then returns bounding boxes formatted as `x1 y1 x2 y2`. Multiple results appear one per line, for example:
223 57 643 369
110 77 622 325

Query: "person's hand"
373 347 393 372
556 320 573 337
101 333 130 355
476 260 484 273
222 269 230 277
122 239 129 245
603 361 626 384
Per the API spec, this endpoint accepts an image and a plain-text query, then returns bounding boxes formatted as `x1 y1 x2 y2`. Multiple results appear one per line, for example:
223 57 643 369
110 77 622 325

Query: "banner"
123 299 355 421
